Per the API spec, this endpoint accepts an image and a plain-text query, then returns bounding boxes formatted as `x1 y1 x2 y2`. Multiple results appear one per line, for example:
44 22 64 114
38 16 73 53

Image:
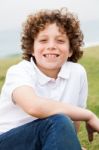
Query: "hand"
86 123 95 142
86 114 99 142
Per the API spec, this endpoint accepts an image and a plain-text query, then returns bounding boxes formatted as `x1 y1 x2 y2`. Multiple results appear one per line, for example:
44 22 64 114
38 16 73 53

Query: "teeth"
44 54 59 58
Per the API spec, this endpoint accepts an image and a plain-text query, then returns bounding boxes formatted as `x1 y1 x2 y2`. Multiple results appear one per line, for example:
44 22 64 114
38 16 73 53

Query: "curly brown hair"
21 8 84 62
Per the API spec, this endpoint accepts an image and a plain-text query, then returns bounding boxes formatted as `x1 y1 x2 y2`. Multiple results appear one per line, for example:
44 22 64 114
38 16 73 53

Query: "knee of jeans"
47 113 72 127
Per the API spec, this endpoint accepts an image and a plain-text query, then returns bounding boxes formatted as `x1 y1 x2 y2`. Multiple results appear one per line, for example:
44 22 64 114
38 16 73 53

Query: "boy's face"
32 23 72 77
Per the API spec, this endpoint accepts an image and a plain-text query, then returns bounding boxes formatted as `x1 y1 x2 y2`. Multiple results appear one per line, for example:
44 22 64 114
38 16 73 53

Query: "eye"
57 39 65 43
39 39 47 43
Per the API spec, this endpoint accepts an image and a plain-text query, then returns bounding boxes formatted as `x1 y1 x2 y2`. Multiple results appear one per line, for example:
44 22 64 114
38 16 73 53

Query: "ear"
32 49 35 56
68 51 73 58
32 53 34 56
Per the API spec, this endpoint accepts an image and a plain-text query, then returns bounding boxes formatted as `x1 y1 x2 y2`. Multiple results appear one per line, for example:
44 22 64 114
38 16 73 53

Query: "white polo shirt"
0 58 88 132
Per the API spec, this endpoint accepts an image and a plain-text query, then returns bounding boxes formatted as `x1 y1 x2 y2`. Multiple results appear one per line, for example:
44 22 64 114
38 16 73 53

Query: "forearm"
28 96 94 122
13 86 95 122
13 86 99 139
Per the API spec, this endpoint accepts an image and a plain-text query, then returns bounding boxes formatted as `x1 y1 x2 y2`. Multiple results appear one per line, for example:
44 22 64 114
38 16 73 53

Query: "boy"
0 8 99 150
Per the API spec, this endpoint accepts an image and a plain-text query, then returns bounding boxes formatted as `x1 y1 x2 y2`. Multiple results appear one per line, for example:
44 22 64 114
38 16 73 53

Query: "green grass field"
79 46 99 150
0 46 99 149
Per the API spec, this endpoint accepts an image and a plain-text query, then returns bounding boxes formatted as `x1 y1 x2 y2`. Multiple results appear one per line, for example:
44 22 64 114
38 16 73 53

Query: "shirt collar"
58 62 70 79
30 58 70 85
31 58 51 85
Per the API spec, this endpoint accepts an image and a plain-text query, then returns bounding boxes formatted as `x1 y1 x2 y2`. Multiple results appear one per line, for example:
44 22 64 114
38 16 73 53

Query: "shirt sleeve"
78 67 88 108
1 65 35 101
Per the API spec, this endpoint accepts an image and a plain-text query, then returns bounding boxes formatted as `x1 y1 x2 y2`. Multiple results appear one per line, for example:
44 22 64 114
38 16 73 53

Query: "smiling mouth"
43 54 60 58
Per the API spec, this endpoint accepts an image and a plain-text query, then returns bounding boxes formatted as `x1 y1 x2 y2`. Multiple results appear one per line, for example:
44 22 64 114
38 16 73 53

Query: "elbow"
27 106 45 118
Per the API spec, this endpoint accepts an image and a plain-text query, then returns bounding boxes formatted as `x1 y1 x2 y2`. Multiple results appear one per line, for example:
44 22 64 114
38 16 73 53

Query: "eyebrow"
38 34 67 38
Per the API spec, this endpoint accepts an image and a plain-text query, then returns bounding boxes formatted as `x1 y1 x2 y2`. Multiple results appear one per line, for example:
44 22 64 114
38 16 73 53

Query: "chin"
45 65 60 70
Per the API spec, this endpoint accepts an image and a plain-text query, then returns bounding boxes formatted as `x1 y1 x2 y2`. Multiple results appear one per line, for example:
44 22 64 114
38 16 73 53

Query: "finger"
88 132 93 142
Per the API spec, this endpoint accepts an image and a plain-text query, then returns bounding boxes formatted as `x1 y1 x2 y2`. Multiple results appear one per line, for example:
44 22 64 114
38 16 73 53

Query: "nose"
47 40 57 50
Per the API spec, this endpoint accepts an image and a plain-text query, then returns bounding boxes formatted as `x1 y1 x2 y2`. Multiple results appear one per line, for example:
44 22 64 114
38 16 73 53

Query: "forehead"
38 23 66 36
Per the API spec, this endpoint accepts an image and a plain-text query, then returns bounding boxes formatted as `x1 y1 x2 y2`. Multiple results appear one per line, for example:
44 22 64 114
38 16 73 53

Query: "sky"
0 0 99 31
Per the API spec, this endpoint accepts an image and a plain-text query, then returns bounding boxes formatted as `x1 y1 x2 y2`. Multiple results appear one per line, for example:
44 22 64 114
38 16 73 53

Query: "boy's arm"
12 86 91 120
12 86 99 135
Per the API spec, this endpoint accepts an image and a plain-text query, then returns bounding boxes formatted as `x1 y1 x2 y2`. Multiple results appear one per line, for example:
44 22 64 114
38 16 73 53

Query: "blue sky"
0 0 99 31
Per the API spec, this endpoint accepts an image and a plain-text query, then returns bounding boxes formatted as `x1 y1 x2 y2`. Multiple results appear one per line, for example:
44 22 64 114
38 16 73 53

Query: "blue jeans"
0 114 82 150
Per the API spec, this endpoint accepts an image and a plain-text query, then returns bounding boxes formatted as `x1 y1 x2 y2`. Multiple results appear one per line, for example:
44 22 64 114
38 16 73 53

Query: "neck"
37 67 60 79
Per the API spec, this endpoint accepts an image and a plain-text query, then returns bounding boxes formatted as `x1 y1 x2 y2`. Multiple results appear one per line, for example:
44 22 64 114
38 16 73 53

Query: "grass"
79 45 99 150
0 55 21 89
0 46 99 149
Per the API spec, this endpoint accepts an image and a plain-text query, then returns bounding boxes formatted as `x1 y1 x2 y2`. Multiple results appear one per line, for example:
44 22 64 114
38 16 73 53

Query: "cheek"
61 44 70 51
62 47 70 54
34 44 44 53
61 48 72 58
32 49 42 59
33 45 40 56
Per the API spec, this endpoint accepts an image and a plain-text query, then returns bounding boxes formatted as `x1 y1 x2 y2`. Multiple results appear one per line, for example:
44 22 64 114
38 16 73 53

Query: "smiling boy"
0 8 99 150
